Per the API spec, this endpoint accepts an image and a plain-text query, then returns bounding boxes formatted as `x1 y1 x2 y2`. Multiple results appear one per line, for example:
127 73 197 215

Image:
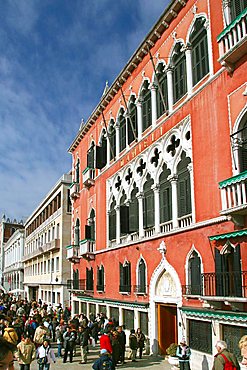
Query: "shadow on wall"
202 355 209 370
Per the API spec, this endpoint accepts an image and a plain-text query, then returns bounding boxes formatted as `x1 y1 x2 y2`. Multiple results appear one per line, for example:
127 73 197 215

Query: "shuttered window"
188 251 202 295
129 187 139 233
138 259 146 293
97 266 104 291
142 82 152 132
177 153 191 218
128 98 137 144
109 121 116 161
156 65 168 118
87 143 95 168
119 262 131 292
173 43 187 103
189 319 212 354
190 18 209 86
109 199 116 241
95 135 107 169
119 111 126 152
231 0 247 19
143 176 154 229
86 267 94 291
239 122 247 172
159 166 172 224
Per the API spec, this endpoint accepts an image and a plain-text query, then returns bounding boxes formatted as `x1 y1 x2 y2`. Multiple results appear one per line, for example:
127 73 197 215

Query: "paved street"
14 345 171 370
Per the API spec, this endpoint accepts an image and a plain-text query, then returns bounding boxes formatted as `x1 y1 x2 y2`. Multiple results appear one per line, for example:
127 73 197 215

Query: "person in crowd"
91 320 99 345
239 335 247 368
212 340 240 370
3 321 18 345
176 338 191 370
33 319 50 348
63 326 77 363
16 333 36 370
116 326 126 364
100 330 113 355
136 328 145 359
110 330 120 367
55 321 65 359
63 307 71 322
92 349 115 370
36 339 56 370
77 325 90 364
0 337 16 370
128 329 138 362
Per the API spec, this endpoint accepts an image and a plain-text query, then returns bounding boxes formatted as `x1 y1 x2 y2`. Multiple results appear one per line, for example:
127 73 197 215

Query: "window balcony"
119 285 131 294
217 8 247 72
182 271 247 300
134 285 148 295
69 182 80 199
82 167 95 188
219 171 247 221
66 245 80 263
79 239 95 260
67 279 86 291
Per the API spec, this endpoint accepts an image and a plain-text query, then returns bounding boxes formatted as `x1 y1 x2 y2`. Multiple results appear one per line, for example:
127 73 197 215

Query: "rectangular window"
140 312 149 335
51 258 54 273
52 292 55 304
57 292 60 304
189 319 212 354
57 224 60 239
48 291 51 302
89 303 96 316
47 260 50 273
123 309 134 330
81 302 87 315
56 257 59 271
99 305 107 316
67 190 72 213
222 324 246 360
44 260 46 273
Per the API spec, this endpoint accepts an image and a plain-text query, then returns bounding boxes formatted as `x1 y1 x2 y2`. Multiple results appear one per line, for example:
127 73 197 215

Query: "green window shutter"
145 191 154 228
85 225 91 239
95 145 107 169
129 196 139 233
178 171 191 217
120 205 129 235
139 260 146 292
119 263 124 287
87 147 95 168
119 115 126 152
109 210 116 241
160 185 172 223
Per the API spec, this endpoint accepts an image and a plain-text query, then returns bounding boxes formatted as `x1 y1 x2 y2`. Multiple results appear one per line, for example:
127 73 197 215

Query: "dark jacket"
92 354 115 370
129 333 138 350
77 328 90 347
212 349 240 370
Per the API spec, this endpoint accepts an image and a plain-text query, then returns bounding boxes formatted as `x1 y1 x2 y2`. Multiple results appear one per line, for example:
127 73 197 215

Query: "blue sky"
0 0 169 222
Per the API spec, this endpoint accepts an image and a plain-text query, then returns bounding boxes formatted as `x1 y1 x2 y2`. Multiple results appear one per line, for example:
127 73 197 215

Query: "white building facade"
23 173 72 307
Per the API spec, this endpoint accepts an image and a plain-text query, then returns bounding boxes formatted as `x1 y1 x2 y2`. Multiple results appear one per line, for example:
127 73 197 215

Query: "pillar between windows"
134 309 139 330
115 120 120 158
137 192 144 238
168 174 179 228
152 184 160 234
136 99 143 140
223 0 232 26
151 84 158 128
187 163 195 223
106 305 111 320
183 44 193 96
166 66 174 113
115 205 121 245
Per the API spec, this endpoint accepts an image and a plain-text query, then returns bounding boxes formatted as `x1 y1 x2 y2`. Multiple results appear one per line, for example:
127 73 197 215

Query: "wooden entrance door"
157 304 177 354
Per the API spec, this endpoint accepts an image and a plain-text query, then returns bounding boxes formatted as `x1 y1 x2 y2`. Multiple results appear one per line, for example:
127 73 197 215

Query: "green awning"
217 7 247 41
209 229 247 241
181 307 247 322
219 170 247 188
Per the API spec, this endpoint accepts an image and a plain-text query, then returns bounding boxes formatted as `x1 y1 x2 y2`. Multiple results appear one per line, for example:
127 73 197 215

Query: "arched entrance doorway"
149 241 182 354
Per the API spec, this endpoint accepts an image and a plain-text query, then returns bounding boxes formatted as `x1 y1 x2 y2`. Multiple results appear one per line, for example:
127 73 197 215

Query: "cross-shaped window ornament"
150 148 160 167
136 158 146 176
115 176 122 191
167 135 180 157
125 168 133 184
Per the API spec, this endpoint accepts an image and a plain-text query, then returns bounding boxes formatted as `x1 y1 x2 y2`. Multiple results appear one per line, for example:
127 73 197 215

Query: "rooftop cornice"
68 0 188 153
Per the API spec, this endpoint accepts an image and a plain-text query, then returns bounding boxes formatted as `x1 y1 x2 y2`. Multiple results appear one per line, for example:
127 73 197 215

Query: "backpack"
220 353 237 370
100 358 114 370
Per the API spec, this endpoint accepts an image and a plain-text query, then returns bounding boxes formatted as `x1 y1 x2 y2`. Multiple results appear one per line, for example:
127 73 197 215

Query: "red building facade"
67 0 247 367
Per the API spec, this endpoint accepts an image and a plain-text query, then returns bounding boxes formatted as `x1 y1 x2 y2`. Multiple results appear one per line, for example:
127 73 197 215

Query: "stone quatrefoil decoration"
115 176 122 191
166 134 180 157
150 148 160 167
136 158 146 176
125 168 133 184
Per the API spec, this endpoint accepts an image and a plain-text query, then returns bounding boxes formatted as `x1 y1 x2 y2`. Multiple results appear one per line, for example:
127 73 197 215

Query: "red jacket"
99 334 112 354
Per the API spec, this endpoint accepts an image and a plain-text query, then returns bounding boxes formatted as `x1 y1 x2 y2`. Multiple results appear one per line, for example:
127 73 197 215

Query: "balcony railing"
67 279 86 291
79 239 95 260
119 285 131 294
217 8 247 69
70 182 80 199
66 245 80 263
182 271 247 298
134 285 148 295
22 239 60 262
219 171 247 214
82 167 95 188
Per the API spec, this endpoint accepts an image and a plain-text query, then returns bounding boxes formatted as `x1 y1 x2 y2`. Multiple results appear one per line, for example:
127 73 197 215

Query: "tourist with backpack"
212 340 240 370
92 349 115 370
176 338 191 370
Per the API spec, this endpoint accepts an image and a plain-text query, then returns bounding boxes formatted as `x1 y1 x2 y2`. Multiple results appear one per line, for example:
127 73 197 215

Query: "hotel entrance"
157 303 178 354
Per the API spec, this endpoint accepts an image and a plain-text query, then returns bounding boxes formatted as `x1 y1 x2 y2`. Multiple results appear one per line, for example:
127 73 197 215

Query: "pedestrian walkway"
14 345 171 369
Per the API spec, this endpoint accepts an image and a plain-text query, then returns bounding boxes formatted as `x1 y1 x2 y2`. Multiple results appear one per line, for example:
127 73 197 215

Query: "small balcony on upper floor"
69 182 80 200
217 7 247 72
66 245 80 263
67 279 86 291
22 239 60 262
82 167 95 188
219 170 247 225
79 239 95 261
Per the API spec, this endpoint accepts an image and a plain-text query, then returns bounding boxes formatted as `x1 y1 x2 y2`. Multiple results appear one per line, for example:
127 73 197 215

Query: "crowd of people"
0 291 146 369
